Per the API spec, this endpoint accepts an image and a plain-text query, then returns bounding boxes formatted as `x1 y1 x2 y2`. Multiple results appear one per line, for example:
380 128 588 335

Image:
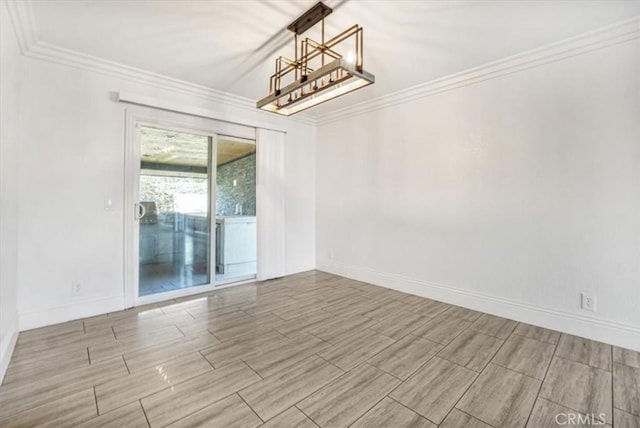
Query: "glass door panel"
138 126 211 297
215 137 257 283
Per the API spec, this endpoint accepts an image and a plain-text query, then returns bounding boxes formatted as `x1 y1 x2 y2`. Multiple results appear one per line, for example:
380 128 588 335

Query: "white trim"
318 259 640 352
7 0 639 128
28 40 315 127
117 92 290 134
141 277 258 306
0 315 19 384
19 296 125 331
216 274 257 287
256 129 286 281
125 106 256 141
123 109 138 309
211 277 257 290
118 92 221 125
5 0 639 129
209 133 218 296
135 283 219 306
317 17 640 126
4 0 315 127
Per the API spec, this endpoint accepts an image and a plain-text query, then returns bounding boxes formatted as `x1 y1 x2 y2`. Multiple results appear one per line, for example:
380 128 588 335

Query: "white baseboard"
318 259 640 352
0 313 19 384
18 266 313 332
285 262 317 277
19 296 125 331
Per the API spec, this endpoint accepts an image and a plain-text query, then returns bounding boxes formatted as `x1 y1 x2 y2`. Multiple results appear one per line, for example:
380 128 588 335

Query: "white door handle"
134 203 146 220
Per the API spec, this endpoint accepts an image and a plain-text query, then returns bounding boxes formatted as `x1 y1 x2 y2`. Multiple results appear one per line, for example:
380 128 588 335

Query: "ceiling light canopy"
257 2 375 116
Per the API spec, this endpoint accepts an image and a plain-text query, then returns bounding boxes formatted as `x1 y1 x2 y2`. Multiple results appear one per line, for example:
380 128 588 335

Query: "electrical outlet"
72 283 82 296
581 293 596 312
329 248 334 259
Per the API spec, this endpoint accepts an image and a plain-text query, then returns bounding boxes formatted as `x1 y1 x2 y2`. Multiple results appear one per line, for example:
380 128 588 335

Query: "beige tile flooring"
1 270 639 427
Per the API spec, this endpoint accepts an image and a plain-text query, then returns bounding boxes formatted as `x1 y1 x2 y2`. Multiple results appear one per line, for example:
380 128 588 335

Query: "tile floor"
0 271 638 427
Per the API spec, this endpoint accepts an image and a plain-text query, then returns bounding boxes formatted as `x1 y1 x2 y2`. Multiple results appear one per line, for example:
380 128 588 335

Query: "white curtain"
256 128 286 281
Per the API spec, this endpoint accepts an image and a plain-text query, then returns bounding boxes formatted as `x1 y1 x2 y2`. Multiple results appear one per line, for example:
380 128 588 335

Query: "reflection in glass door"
137 126 211 297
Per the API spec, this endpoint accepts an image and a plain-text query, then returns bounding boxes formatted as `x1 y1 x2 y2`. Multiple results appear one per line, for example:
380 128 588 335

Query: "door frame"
123 106 256 308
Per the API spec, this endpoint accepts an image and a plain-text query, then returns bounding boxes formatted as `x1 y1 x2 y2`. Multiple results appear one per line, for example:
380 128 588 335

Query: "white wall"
317 38 640 350
0 1 22 379
16 55 316 330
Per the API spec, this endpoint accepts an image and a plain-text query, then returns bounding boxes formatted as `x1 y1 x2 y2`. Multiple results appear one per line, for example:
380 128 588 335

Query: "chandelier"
256 2 375 116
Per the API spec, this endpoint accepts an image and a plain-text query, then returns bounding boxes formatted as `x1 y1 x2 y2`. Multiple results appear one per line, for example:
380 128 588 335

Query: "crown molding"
6 0 639 129
317 16 640 126
4 0 316 127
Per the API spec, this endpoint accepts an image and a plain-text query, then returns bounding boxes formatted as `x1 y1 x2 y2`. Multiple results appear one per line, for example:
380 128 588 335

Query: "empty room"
1 0 639 427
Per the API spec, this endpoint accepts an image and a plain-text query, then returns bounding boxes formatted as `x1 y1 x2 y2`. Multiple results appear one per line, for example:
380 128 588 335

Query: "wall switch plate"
581 293 596 312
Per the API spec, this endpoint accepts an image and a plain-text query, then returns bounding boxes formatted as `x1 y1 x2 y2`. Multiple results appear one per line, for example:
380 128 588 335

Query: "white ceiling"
30 0 640 116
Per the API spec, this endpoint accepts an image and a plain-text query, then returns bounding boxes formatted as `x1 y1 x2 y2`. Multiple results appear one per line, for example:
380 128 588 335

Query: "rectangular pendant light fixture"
257 2 375 116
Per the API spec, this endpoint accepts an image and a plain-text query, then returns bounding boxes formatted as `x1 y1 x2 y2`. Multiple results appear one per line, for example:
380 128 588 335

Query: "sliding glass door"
137 126 213 297
128 116 258 303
